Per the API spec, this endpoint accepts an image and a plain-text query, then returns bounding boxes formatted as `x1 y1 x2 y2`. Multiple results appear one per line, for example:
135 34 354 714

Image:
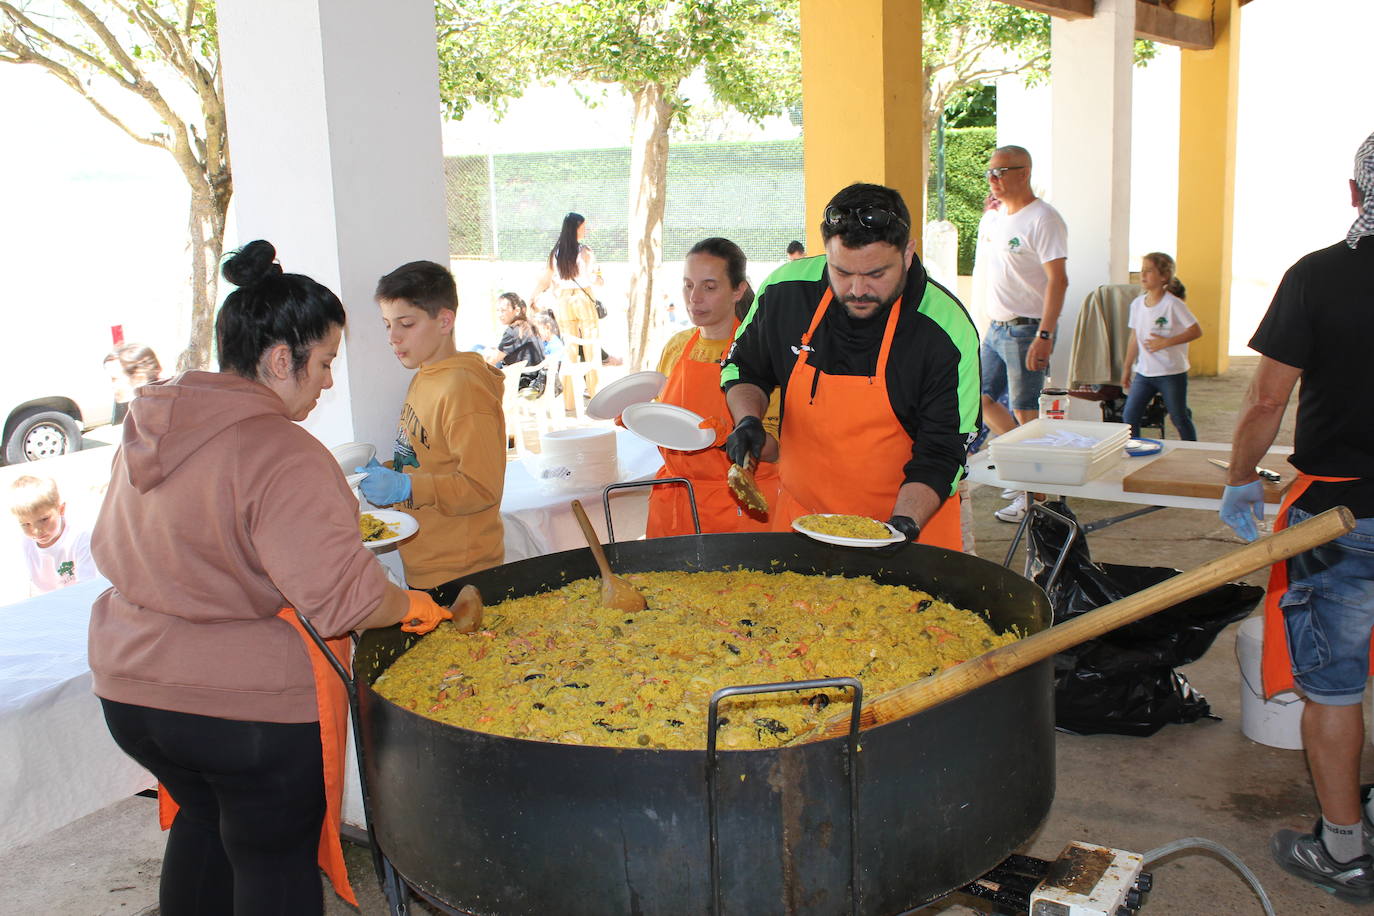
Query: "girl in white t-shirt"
1120 252 1203 439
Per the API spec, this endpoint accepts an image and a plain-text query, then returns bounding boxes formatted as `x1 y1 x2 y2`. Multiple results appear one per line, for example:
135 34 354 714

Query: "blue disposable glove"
1220 480 1265 542
356 459 412 507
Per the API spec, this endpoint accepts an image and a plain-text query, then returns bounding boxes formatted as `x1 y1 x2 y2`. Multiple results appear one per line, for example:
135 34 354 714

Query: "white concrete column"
217 0 448 449
1048 0 1136 384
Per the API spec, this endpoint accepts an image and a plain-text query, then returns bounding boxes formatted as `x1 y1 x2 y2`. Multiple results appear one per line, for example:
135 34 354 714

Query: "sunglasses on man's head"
985 166 1026 179
823 205 909 232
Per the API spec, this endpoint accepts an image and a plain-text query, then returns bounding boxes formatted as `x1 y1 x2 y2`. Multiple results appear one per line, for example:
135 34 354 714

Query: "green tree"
437 0 801 369
922 0 1050 191
0 0 228 370
922 0 1155 190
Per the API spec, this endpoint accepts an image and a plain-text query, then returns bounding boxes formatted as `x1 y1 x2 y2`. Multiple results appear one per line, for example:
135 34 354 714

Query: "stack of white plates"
534 427 619 492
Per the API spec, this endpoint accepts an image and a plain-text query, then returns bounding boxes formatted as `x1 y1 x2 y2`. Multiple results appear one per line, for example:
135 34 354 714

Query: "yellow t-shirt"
389 353 507 588
655 328 781 439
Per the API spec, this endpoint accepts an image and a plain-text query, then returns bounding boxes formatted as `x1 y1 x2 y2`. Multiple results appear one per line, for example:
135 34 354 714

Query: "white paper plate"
1125 437 1163 457
360 509 418 550
621 401 715 451
791 515 906 548
585 370 668 420
332 441 376 474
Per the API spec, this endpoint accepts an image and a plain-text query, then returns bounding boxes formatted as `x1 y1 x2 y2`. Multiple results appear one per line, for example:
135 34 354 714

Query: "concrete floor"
3 356 1364 915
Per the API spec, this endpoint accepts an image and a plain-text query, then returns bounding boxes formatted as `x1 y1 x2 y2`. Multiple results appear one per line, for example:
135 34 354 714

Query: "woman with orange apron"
770 286 962 550
645 238 780 537
88 240 450 916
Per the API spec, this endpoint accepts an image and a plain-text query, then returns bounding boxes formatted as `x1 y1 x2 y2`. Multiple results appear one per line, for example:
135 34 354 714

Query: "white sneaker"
994 493 1029 523
1000 487 1020 500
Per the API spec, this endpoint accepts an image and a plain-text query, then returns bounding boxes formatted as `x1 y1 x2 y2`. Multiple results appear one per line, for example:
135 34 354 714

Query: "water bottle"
1038 381 1068 420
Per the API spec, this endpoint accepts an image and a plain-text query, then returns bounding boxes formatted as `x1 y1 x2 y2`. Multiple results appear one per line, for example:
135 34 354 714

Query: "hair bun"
222 240 284 288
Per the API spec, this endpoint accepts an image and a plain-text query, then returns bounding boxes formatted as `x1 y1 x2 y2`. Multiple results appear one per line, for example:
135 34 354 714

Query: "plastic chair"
499 360 529 455
516 360 563 438
560 335 603 419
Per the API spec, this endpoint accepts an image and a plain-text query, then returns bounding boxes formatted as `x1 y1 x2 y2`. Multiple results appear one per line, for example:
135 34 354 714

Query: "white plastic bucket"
1236 616 1305 750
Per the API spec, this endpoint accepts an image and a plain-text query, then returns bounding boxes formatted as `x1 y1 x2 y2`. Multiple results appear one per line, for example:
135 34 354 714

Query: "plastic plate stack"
533 427 619 492
989 419 1131 486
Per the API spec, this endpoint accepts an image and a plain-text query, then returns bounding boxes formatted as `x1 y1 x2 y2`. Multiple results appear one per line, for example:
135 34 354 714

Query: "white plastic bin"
1235 616 1305 750
988 419 1130 486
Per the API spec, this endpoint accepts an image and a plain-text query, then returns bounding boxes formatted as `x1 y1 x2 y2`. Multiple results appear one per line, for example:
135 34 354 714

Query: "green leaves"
435 0 800 125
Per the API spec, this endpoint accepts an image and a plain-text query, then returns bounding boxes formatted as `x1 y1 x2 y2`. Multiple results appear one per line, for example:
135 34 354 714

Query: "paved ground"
6 356 1363 915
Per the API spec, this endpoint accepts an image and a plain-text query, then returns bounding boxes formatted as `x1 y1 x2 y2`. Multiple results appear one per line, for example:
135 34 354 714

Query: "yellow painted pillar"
800 0 923 255
1175 0 1241 376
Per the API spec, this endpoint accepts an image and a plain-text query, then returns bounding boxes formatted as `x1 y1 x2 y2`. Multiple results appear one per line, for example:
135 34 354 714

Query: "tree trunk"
177 181 229 370
624 81 673 371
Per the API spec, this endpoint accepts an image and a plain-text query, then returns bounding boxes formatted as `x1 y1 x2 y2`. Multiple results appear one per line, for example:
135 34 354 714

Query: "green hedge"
927 125 996 275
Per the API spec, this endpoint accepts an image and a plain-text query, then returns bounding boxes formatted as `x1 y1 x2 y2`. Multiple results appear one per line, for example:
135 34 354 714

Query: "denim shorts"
1281 506 1374 705
980 321 1046 413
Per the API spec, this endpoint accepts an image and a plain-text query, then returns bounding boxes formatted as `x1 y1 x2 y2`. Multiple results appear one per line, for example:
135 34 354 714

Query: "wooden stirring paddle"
451 584 484 633
570 499 647 613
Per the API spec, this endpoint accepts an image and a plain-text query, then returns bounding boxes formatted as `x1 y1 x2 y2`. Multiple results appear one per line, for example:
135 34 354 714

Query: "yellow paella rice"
359 512 399 543
796 514 893 540
373 570 1017 751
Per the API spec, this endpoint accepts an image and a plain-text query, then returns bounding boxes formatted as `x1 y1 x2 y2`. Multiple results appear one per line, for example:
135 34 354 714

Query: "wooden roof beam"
1135 0 1213 50
999 0 1095 19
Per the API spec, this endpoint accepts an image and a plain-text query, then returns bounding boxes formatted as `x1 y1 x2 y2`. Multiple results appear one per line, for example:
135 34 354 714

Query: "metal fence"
445 139 806 264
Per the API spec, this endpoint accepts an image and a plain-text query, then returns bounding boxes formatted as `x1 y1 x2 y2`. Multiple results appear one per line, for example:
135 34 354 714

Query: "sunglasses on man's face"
823 205 909 232
985 166 1026 180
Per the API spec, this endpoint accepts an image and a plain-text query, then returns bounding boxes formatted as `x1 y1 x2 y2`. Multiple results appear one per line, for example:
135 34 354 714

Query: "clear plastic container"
988 419 1131 486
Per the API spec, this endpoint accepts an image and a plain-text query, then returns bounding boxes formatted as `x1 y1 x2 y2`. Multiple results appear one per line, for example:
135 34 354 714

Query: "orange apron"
157 608 356 906
771 288 962 550
1260 474 1363 698
646 325 779 537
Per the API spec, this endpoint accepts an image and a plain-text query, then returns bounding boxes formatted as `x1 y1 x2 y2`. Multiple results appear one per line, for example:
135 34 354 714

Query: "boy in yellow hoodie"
357 261 506 603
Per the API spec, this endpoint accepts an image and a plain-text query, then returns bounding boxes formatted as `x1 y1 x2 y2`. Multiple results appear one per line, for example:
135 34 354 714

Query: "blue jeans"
980 322 1045 413
1122 371 1196 440
1281 507 1374 705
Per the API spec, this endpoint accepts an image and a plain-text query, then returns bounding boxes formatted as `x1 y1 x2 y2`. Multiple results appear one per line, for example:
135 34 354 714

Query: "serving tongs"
727 455 768 513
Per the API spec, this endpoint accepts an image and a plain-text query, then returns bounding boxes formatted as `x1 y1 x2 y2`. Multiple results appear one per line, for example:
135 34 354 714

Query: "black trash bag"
1027 499 1264 737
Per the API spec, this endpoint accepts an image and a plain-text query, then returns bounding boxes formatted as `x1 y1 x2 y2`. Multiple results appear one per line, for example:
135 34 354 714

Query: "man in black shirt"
721 183 980 549
1222 132 1374 901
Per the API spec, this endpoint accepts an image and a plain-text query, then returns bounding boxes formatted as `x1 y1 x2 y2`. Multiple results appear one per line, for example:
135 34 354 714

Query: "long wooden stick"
802 506 1355 743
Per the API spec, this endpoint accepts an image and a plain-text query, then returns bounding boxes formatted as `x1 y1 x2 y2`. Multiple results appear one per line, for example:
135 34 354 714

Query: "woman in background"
104 342 163 424
531 212 603 407
486 292 545 391
642 237 780 537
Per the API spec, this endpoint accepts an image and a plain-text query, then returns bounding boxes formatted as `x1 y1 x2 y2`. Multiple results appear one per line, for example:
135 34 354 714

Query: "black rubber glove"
724 415 766 467
888 515 921 543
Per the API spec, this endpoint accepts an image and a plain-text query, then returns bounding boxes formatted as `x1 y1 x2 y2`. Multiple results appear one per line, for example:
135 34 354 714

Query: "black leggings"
101 699 326 916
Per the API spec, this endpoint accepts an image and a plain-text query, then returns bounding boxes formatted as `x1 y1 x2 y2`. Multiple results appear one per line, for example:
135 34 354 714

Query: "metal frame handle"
706 677 863 916
1000 498 1080 596
292 611 413 915
601 477 700 542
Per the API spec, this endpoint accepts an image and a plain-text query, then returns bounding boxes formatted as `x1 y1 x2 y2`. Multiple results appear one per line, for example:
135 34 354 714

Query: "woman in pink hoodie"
89 240 451 916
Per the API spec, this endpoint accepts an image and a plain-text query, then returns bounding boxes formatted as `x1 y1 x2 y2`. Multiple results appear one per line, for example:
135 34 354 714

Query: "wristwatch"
1036 329 1053 340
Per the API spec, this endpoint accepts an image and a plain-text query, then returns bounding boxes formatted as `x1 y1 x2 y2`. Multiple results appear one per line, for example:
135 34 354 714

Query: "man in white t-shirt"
976 145 1069 522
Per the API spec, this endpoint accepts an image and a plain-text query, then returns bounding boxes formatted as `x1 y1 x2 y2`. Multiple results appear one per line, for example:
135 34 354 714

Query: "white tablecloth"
500 427 663 559
0 576 154 854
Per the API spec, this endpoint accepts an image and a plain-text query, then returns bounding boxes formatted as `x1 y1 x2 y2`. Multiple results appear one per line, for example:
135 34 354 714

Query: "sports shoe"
994 493 1028 524
1000 487 1020 500
1271 823 1374 902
